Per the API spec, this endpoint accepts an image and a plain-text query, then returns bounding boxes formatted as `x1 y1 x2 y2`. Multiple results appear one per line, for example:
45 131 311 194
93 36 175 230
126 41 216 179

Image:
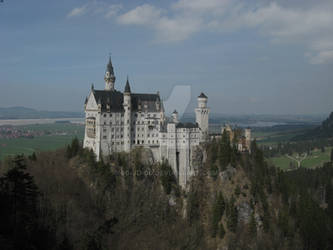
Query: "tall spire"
124 75 131 93
104 55 116 91
106 55 114 75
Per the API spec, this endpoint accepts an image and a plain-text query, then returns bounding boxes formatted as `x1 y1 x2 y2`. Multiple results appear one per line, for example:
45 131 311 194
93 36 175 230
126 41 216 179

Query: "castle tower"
104 56 116 91
172 110 179 123
195 92 210 138
245 128 251 151
123 77 131 152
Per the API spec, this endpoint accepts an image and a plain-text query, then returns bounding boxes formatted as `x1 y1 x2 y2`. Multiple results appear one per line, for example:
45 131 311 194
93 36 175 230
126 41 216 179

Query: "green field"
252 129 306 145
268 147 332 170
0 123 84 160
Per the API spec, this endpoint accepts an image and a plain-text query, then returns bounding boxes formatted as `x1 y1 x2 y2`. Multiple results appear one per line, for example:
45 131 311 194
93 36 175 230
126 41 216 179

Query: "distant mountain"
0 106 83 119
292 111 333 140
182 112 324 126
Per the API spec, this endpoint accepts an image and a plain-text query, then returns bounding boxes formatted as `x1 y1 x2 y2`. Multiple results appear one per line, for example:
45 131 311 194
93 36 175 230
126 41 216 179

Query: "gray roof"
124 78 131 93
131 93 161 112
198 92 207 98
91 90 161 112
176 122 199 129
93 90 124 112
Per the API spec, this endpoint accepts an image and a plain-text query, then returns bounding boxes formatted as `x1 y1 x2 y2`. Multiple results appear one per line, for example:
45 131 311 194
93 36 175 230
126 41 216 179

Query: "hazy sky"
1 0 333 115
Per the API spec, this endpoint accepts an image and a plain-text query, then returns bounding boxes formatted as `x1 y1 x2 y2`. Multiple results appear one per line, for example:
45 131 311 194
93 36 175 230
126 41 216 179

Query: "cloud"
69 0 333 64
67 6 87 18
105 4 122 19
67 2 121 19
117 4 162 25
308 50 333 65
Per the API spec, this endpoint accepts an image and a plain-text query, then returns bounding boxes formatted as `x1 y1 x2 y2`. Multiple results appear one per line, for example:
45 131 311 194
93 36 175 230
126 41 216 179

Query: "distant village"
0 125 69 139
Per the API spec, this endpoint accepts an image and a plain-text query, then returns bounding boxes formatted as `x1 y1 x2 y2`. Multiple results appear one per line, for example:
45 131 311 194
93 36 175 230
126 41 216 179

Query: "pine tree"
210 164 218 180
330 148 333 162
226 196 238 232
218 223 225 239
216 192 225 217
219 131 231 170
210 192 225 237
249 212 257 236
160 160 176 194
234 185 241 197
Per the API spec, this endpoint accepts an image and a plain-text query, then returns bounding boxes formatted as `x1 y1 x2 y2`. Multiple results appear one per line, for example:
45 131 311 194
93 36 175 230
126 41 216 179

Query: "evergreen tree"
210 192 225 237
234 185 241 197
210 164 218 180
249 212 257 236
331 148 333 162
218 223 225 239
0 155 55 249
226 196 238 232
71 137 80 156
187 190 200 225
216 192 225 217
160 160 176 194
219 131 231 170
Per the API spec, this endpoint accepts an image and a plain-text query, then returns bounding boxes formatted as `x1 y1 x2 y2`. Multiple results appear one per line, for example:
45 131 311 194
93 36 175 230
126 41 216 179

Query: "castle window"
157 140 159 143
103 136 107 139
104 122 106 125
142 140 144 144
103 114 106 117
148 140 150 144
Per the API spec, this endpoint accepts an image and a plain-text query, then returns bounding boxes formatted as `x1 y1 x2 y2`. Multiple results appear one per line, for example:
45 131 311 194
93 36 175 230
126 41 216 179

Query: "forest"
0 135 332 249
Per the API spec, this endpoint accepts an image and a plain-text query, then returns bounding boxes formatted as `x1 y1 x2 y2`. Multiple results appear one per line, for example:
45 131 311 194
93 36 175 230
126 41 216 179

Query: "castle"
221 124 251 152
83 57 210 187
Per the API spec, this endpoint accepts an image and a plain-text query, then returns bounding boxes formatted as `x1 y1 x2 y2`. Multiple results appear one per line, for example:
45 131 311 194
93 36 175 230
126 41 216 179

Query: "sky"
0 0 333 115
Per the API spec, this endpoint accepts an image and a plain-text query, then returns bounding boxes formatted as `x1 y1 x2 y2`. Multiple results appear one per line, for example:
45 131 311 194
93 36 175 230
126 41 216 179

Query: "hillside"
293 111 333 140
0 106 83 119
0 139 333 249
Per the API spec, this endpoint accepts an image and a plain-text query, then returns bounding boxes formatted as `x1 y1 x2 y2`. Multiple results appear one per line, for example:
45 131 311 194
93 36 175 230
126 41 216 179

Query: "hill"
0 139 333 249
0 106 83 119
293 112 333 140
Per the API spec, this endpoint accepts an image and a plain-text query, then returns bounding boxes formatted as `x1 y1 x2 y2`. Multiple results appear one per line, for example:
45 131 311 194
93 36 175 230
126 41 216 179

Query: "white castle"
83 57 210 187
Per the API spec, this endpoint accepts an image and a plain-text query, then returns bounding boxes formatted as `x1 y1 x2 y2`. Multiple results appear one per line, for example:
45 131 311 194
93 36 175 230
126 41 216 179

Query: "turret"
123 77 131 152
195 92 210 140
104 56 116 91
172 110 179 123
245 128 251 152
